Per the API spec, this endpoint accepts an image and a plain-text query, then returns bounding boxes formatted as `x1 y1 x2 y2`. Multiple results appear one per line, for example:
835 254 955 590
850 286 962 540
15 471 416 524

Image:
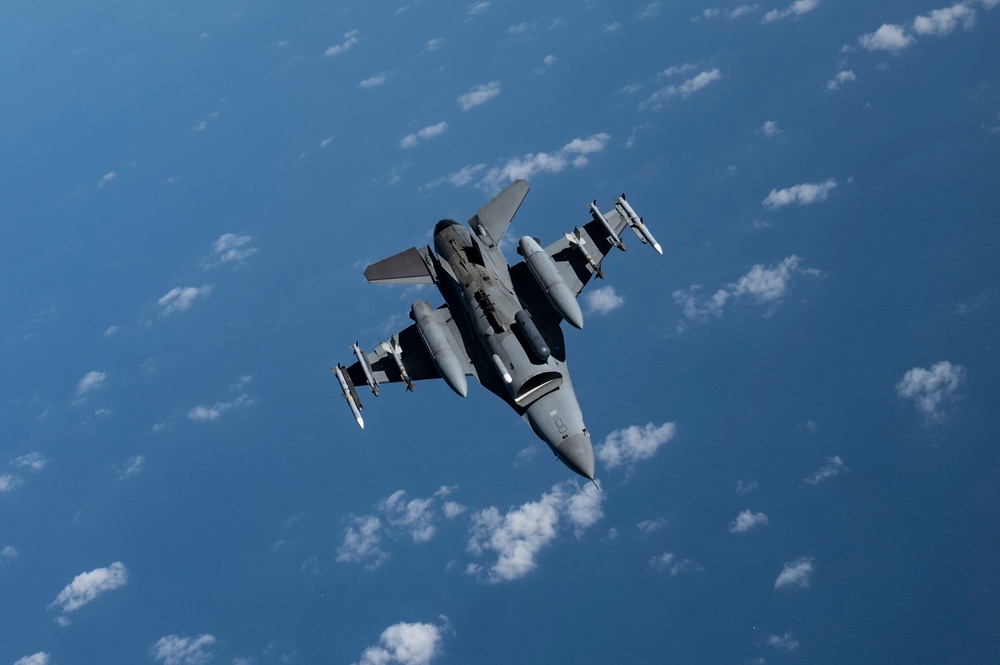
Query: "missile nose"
556 432 595 480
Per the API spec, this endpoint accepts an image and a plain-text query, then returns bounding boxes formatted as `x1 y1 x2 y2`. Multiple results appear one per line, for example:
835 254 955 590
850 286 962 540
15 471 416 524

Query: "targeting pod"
333 364 364 429
616 194 662 255
352 342 380 396
519 236 584 329
590 201 625 251
411 300 468 397
380 339 414 391
515 309 551 361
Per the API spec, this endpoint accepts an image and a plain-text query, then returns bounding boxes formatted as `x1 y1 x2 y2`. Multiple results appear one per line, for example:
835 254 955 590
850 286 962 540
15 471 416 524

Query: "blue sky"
2 1 999 663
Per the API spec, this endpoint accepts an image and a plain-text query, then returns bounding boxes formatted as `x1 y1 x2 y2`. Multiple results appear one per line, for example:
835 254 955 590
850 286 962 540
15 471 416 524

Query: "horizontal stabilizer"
364 246 436 284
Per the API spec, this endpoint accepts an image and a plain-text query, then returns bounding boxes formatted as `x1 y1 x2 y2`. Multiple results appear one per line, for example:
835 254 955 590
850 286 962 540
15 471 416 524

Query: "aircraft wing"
466 179 530 249
344 304 477 391
542 205 632 296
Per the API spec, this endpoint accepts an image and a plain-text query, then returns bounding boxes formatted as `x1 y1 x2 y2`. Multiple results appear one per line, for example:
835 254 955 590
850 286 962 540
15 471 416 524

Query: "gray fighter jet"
333 179 661 481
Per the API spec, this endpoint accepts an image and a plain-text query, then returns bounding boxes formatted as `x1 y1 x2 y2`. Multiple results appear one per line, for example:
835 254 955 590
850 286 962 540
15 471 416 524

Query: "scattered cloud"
603 22 622 33
736 479 759 495
401 121 449 149
642 68 722 109
595 422 676 470
639 2 662 18
203 233 258 268
49 561 128 615
158 286 213 315
767 632 800 652
858 23 915 52
187 393 254 422
762 0 820 23
729 509 769 533
584 286 625 315
774 556 814 589
76 370 108 396
763 178 837 208
319 136 335 148
896 361 967 424
97 171 117 188
913 3 977 36
360 73 388 88
649 552 701 575
474 132 610 192
424 38 444 52
697 5 761 20
803 455 847 485
337 515 387 569
150 634 216 665
467 482 603 583
103 325 120 336
637 518 666 533
11 451 48 471
672 255 820 328
759 120 782 137
353 617 450 665
465 2 491 20
118 455 146 480
325 29 360 56
458 81 501 110
0 473 24 493
2 545 18 562
826 70 857 91
14 654 50 665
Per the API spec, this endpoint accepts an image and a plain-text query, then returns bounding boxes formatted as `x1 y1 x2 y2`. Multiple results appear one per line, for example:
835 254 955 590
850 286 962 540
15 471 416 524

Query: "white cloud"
603 22 621 33
767 632 800 652
774 556 814 589
119 455 146 480
763 178 837 209
649 552 701 575
896 361 967 424
379 491 437 543
360 73 387 88
584 286 625 315
730 4 761 18
467 482 603 583
325 29 359 56
11 451 48 471
913 4 977 35
595 422 676 470
104 325 120 336
150 634 216 665
2 545 18 562
760 120 781 137
423 38 444 52
14 654 50 665
401 122 449 149
475 133 610 192
0 473 24 492
826 70 857 91
642 69 722 109
97 171 117 188
187 393 254 422
735 479 759 495
803 455 847 485
858 23 914 52
673 255 818 327
639 2 662 19
637 518 666 533
729 509 769 533
337 515 388 569
353 618 449 665
465 1 490 19
49 561 128 614
319 136 335 148
443 501 466 518
76 370 108 396
158 286 213 315
457 81 501 110
204 232 258 268
762 0 820 23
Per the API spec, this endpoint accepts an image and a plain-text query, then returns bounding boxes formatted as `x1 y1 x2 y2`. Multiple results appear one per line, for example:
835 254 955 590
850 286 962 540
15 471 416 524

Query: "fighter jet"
333 179 661 481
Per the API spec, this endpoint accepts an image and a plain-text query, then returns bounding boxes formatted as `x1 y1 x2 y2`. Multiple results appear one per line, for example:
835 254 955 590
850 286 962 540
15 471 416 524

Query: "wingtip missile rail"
615 194 662 255
333 364 364 429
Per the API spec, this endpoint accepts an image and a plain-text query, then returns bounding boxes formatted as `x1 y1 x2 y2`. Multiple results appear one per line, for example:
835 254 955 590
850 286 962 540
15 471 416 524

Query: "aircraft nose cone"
556 433 595 480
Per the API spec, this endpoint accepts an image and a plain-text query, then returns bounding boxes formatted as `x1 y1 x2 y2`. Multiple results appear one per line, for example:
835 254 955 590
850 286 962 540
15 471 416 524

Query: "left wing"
466 179 530 249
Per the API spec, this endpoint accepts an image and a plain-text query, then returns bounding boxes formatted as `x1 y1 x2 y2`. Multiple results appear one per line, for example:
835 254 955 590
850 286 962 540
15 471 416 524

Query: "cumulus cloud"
401 122 449 149
595 422 676 470
826 70 857 91
203 233 258 268
759 120 781 137
913 3 977 35
187 393 254 422
2 545 18 562
474 132 610 192
584 286 625 315
97 171 117 188
736 479 759 495
14 654 50 665
762 0 820 23
465 1 491 19
424 38 444 52
637 518 666 533
763 178 837 209
774 556 814 589
649 552 701 575
49 562 128 615
360 73 388 88
767 632 800 652
150 634 216 665
458 81 500 110
896 361 967 424
353 617 449 665
642 69 722 109
76 370 108 396
729 509 769 533
11 451 48 471
325 29 359 56
858 23 914 52
0 473 24 493
467 482 603 583
158 286 213 315
337 487 461 569
673 255 819 328
118 455 146 480
803 455 847 485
